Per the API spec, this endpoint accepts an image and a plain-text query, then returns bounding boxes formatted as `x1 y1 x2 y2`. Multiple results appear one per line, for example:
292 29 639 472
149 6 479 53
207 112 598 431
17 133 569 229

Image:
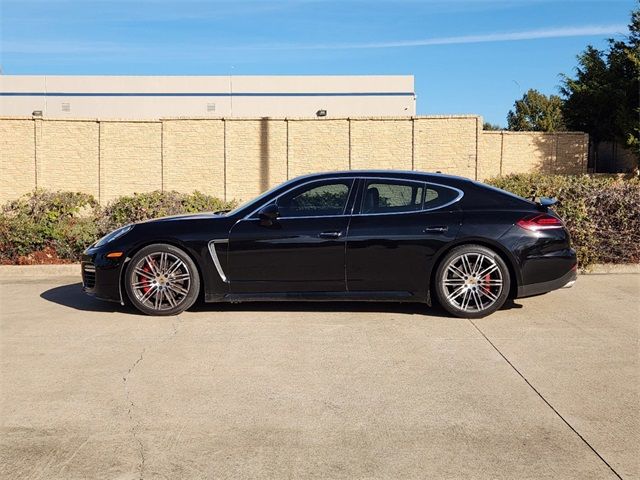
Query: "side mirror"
258 203 279 227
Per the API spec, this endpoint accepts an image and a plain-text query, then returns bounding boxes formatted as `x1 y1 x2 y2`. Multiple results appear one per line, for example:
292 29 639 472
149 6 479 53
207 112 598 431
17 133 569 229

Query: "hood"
138 212 223 224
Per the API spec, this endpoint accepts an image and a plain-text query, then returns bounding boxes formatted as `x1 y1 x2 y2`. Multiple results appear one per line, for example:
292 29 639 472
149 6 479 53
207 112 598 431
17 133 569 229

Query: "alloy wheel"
130 252 191 311
441 253 503 313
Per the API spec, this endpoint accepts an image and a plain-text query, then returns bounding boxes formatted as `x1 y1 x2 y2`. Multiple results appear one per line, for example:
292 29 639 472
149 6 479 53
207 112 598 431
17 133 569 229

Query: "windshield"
224 179 295 217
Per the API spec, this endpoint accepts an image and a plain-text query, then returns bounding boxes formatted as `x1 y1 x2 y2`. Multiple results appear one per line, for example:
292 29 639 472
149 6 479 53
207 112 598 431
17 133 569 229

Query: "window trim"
353 177 464 216
359 178 426 216
242 177 356 221
241 175 463 221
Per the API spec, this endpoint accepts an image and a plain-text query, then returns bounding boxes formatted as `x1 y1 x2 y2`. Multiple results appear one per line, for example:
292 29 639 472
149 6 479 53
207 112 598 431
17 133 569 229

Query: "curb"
0 264 80 279
583 264 640 275
0 262 638 279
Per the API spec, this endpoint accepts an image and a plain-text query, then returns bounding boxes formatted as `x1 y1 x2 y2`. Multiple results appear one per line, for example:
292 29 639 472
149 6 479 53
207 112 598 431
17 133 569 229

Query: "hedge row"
0 174 638 266
0 190 235 264
486 174 640 267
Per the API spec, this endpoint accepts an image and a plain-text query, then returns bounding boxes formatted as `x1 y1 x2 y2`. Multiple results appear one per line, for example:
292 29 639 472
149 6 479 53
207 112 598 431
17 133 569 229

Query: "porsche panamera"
82 170 577 318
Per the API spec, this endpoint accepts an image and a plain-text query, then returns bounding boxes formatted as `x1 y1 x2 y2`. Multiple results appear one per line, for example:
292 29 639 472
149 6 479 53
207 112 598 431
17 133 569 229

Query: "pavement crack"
468 319 623 480
123 348 146 480
120 319 183 480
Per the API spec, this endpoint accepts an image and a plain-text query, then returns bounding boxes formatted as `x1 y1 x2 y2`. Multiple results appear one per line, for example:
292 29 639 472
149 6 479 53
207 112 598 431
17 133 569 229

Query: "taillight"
517 214 564 231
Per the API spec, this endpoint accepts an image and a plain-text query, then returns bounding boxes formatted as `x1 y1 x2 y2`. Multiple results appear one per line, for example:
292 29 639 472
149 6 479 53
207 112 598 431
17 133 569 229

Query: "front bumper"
517 265 577 298
81 249 126 303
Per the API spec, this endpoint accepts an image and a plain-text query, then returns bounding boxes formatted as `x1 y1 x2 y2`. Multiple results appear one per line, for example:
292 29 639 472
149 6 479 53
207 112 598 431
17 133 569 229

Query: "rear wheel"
125 244 200 316
435 244 510 319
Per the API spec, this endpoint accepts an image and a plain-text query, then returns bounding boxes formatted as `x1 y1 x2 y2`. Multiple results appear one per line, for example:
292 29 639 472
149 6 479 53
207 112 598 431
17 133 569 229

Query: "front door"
227 178 355 293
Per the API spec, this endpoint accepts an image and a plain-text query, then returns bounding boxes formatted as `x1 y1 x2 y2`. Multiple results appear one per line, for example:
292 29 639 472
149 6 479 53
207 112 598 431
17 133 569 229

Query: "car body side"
81 171 577 306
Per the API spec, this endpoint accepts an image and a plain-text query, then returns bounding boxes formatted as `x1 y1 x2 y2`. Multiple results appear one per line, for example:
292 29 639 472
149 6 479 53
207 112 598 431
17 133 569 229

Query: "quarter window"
277 180 352 217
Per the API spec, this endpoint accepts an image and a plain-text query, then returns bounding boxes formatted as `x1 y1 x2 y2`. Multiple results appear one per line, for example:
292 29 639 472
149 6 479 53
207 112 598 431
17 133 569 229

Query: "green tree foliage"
560 6 639 152
507 89 566 132
482 122 503 131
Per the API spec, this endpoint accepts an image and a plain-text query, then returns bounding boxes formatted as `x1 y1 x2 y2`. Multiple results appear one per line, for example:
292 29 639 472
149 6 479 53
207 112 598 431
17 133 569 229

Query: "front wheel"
125 244 200 316
434 244 510 319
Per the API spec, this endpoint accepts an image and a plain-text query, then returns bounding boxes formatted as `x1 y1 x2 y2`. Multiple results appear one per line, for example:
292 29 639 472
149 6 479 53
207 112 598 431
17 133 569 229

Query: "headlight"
94 225 133 248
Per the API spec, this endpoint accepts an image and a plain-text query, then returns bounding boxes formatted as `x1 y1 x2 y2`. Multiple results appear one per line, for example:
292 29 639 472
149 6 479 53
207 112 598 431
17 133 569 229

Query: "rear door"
346 178 462 296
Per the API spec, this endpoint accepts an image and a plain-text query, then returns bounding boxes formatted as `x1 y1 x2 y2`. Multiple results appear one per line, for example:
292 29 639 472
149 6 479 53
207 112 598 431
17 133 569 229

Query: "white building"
0 75 415 119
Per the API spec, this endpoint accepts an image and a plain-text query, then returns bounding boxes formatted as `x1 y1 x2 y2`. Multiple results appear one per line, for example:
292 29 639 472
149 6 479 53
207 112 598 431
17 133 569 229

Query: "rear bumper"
517 266 577 298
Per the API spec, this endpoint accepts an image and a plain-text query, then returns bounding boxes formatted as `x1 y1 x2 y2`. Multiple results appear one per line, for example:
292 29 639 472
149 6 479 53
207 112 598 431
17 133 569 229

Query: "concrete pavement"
0 272 638 479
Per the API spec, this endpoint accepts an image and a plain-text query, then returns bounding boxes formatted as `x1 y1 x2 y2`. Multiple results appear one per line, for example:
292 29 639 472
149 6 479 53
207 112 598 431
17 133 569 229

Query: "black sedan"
82 170 577 318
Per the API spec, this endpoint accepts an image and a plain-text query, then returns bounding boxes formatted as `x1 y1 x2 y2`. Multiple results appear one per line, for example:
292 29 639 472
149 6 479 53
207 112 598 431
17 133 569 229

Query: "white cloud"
256 24 628 50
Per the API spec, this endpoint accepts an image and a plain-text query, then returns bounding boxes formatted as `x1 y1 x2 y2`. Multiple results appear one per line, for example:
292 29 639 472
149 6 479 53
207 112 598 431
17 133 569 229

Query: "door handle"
319 231 343 239
423 226 448 233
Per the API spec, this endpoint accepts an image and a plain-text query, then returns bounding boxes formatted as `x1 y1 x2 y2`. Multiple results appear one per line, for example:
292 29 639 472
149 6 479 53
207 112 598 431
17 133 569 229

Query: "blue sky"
0 0 634 125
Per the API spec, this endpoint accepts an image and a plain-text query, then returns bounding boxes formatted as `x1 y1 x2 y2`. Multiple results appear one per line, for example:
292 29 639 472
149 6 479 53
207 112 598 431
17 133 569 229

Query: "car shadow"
40 282 137 314
41 282 523 317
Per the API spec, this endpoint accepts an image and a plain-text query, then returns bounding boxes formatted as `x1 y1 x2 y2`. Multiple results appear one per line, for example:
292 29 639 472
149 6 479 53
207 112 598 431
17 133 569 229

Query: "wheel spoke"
134 267 154 280
472 254 484 275
167 283 189 296
166 258 184 276
154 289 163 309
165 288 178 308
479 288 498 302
478 263 499 278
146 257 160 276
169 273 190 281
444 279 465 286
472 289 483 310
461 290 472 310
446 285 466 301
447 264 466 279
461 255 473 275
139 285 157 304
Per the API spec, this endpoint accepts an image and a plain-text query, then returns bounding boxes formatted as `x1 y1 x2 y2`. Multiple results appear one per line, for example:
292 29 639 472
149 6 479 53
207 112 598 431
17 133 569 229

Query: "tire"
125 244 200 316
434 244 510 319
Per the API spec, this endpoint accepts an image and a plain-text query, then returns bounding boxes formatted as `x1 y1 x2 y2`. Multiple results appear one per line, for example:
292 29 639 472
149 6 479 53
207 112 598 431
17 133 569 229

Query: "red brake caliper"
483 273 491 293
139 265 152 294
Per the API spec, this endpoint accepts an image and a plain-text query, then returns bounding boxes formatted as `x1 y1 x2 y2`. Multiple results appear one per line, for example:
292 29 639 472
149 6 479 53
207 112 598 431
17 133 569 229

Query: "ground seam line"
468 319 624 480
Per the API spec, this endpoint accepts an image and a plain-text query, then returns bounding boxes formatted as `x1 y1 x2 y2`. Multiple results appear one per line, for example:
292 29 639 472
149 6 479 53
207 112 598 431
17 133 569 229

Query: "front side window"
277 180 352 218
361 180 425 214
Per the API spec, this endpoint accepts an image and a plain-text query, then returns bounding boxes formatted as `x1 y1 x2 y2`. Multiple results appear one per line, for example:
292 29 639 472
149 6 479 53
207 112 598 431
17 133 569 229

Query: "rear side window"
361 180 425 214
424 185 460 210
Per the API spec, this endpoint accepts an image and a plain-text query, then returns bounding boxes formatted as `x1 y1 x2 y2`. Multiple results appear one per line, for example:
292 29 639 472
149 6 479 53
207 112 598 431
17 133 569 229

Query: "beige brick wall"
288 119 349 178
478 131 503 180
414 117 478 179
162 120 224 198
37 120 99 197
225 119 288 202
350 119 412 170
0 120 35 202
555 133 588 174
99 122 162 203
484 131 588 178
0 116 589 205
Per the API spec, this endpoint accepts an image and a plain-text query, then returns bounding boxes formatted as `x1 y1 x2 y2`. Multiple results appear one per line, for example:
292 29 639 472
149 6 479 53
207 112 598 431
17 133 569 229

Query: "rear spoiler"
532 196 558 211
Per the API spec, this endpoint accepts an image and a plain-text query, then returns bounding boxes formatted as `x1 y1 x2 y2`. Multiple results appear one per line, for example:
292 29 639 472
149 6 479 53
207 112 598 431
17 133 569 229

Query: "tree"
507 89 566 132
483 122 503 131
560 5 639 153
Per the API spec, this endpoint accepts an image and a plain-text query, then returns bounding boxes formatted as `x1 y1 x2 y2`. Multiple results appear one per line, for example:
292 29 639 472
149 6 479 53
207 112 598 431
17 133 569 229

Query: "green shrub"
99 190 235 232
487 174 640 267
0 190 235 263
0 190 99 262
1 180 637 267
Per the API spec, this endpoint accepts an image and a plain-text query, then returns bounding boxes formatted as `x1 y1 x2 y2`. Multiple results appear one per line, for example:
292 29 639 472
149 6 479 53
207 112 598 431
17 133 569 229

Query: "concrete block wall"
479 131 588 178
0 116 588 205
